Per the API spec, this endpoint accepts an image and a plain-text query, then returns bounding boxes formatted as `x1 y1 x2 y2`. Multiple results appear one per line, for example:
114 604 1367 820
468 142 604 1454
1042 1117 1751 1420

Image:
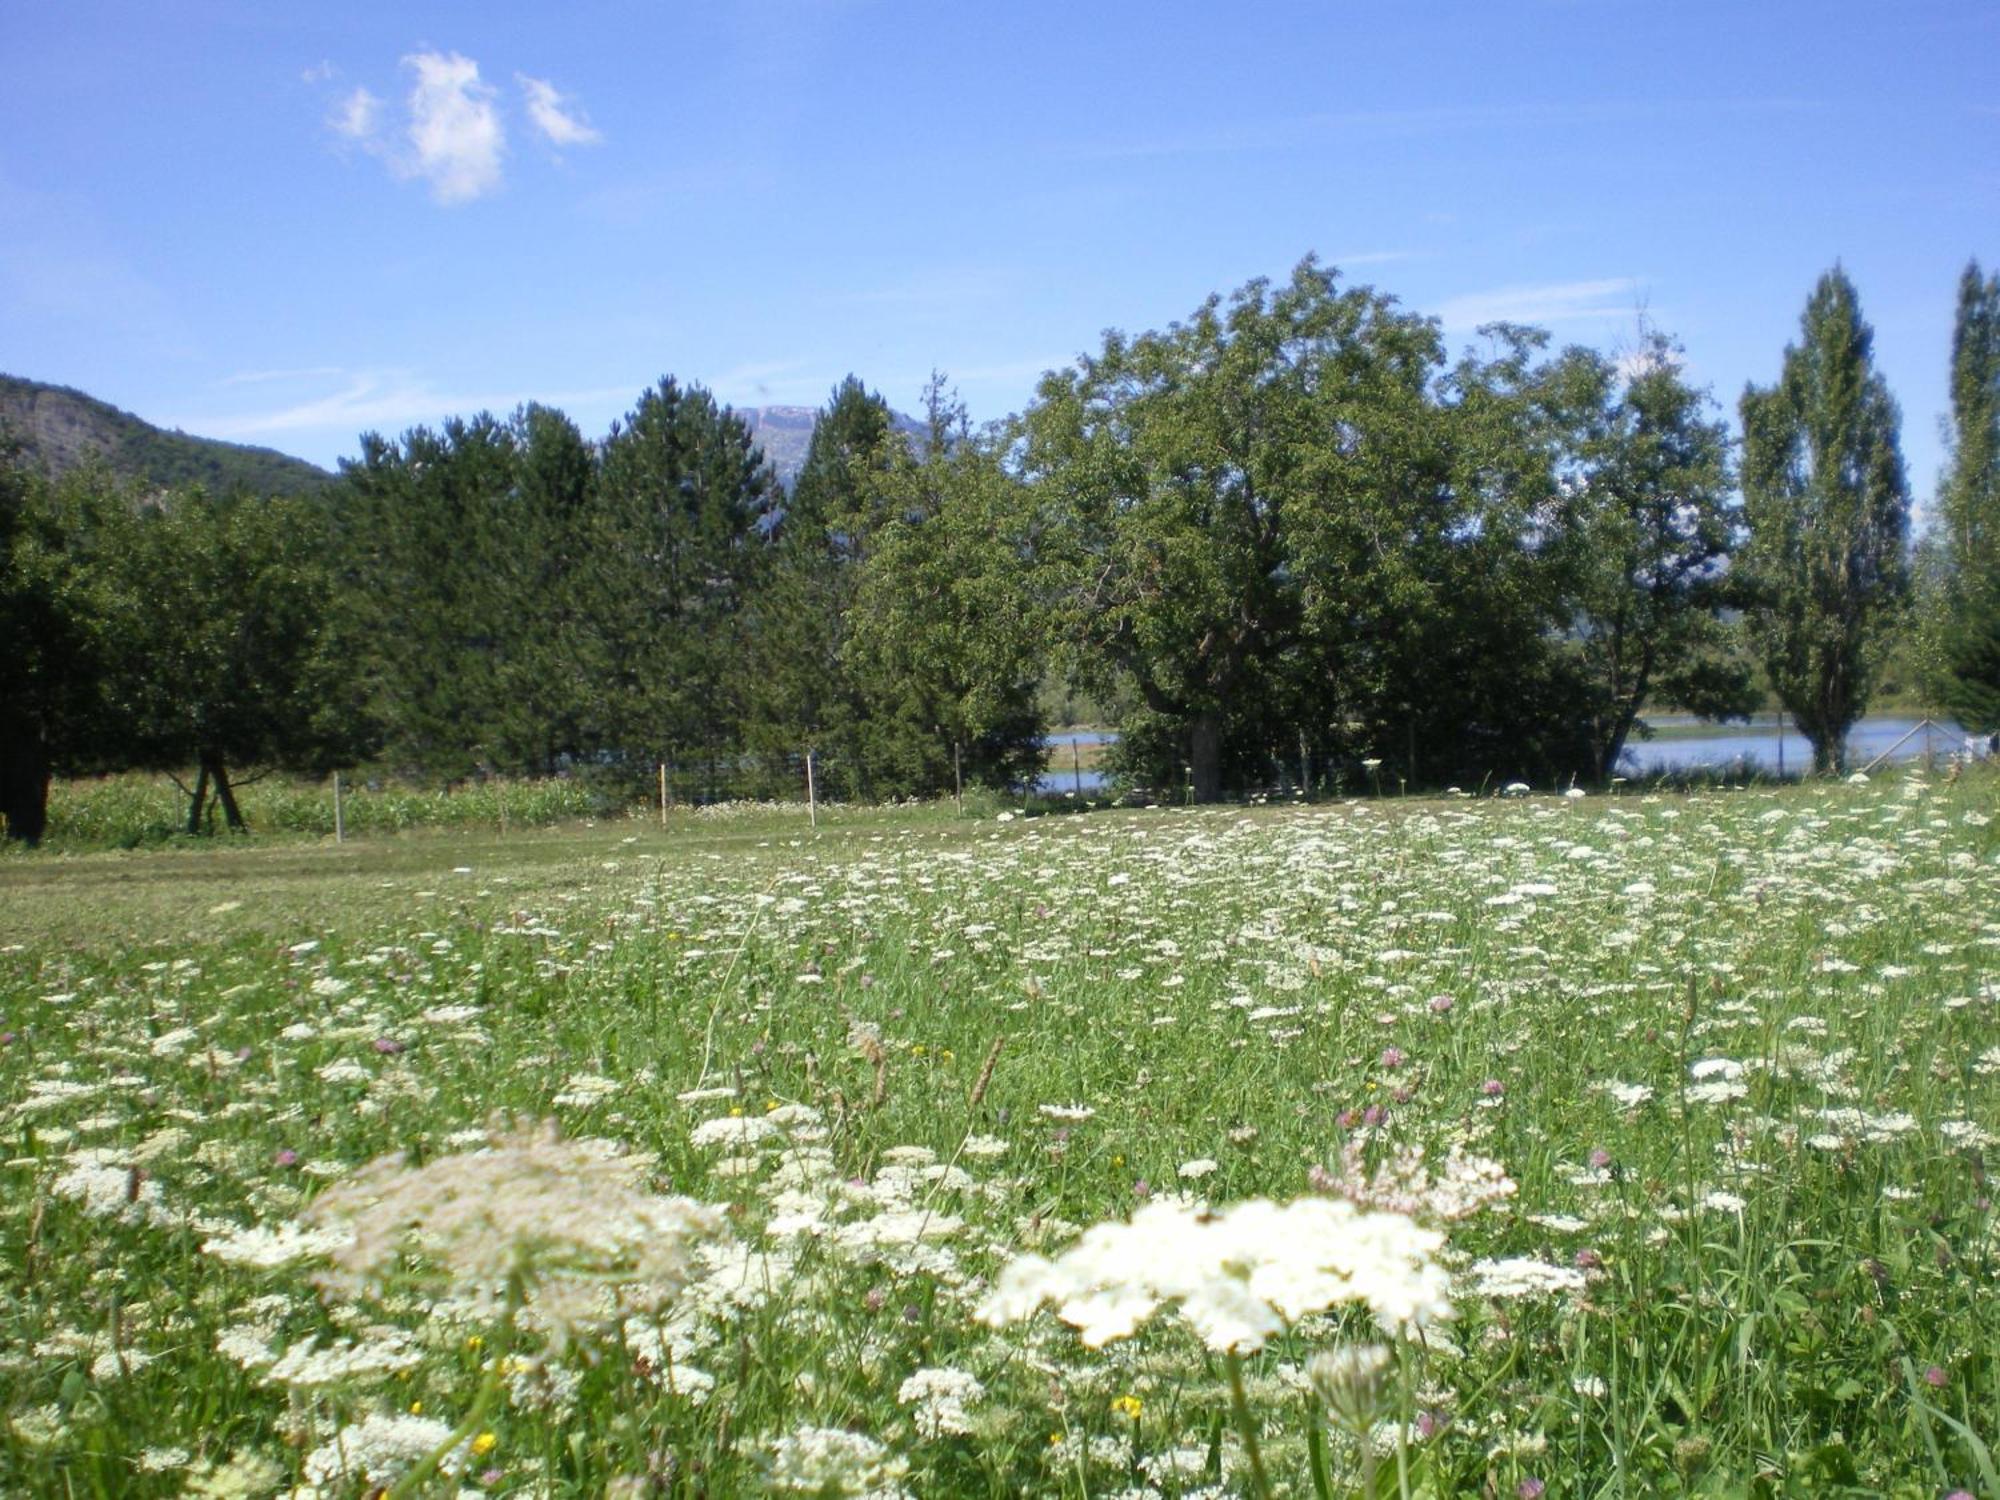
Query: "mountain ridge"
0 374 338 496
0 375 928 494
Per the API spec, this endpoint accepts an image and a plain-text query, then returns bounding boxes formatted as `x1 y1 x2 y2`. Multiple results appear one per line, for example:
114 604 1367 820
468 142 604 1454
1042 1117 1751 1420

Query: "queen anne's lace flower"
302 1119 723 1341
978 1195 1449 1352
762 1424 911 1497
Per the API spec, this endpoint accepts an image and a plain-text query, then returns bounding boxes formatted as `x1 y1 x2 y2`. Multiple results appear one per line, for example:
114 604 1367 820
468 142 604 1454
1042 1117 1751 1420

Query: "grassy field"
1 772 1996 1498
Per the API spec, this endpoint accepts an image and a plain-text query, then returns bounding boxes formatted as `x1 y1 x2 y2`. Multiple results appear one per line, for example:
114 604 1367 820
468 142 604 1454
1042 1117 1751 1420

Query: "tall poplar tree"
1739 268 1910 773
1937 260 2000 733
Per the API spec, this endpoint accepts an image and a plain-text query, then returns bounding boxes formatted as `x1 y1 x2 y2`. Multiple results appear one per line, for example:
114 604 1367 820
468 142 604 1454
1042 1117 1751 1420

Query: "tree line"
4 258 1997 842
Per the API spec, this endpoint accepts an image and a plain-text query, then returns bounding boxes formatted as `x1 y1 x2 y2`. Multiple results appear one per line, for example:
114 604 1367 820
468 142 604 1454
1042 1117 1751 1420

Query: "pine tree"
585 379 775 797
1739 268 1910 773
742 377 904 797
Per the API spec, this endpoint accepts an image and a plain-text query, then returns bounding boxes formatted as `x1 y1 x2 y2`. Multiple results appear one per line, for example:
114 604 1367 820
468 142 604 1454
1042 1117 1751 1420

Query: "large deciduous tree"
1020 258 1443 800
842 378 1046 799
1552 335 1755 781
0 455 131 843
114 490 366 833
1740 268 1910 773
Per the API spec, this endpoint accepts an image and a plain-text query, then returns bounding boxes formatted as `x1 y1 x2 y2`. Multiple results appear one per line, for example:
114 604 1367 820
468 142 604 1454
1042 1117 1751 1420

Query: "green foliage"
1739 267 1911 773
1548 333 1756 779
111 491 366 808
1 463 152 841
841 378 1046 796
743 377 904 797
584 378 776 793
1935 261 2000 733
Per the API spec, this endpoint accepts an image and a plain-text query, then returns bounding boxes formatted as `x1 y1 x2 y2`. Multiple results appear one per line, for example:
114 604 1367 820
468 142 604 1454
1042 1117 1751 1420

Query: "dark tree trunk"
208 756 246 832
186 762 211 835
1 726 51 845
1190 714 1223 803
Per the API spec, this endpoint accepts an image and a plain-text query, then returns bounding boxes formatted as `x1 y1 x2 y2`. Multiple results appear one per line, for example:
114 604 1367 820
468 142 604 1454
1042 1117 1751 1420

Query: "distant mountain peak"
738 402 926 487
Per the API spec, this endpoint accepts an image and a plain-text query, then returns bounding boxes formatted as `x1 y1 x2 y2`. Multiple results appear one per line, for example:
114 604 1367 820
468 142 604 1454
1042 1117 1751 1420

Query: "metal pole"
659 763 667 827
333 772 344 844
806 749 817 829
1072 739 1082 796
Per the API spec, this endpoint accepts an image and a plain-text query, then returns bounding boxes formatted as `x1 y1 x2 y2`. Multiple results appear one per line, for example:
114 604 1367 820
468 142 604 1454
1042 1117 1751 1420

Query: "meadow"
1 771 1995 1498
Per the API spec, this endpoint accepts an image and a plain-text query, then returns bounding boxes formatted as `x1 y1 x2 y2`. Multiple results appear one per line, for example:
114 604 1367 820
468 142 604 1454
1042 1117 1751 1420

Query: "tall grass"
1 768 1994 1496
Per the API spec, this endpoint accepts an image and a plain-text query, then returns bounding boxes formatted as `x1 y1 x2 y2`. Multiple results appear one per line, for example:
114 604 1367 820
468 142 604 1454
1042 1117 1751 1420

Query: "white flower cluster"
896 1366 985 1438
302 1119 724 1341
762 1424 911 1497
50 1150 173 1227
301 1411 468 1489
978 1195 1450 1352
1313 1141 1516 1223
1465 1255 1589 1299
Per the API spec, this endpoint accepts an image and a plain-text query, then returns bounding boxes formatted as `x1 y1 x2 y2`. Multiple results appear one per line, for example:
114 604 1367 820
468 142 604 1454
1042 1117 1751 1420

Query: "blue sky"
3 2 1994 513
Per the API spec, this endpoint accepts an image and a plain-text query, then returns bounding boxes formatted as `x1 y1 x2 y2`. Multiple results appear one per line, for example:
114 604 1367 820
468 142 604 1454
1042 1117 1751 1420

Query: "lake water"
1033 719 1986 796
1618 716 1981 776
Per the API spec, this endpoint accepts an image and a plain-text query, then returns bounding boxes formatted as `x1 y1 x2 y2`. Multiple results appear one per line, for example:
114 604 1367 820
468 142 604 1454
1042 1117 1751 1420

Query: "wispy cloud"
1073 99 1821 163
217 366 348 387
518 75 602 147
313 52 606 204
178 370 641 443
331 85 380 141
1434 277 1647 331
400 51 504 204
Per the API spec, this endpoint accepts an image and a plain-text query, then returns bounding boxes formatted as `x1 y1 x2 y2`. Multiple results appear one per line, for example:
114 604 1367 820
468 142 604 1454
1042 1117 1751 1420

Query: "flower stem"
1224 1351 1275 1500
387 1263 526 1500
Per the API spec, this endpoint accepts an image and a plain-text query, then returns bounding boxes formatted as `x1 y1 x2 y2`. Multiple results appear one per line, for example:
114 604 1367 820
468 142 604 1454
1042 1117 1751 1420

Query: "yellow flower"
408 1400 423 1415
471 1432 497 1457
1112 1393 1143 1420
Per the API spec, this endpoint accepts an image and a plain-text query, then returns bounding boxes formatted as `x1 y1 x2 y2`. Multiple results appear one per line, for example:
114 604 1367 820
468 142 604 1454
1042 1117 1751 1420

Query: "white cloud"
400 51 504 204
1434 278 1645 332
332 85 381 141
179 370 640 443
301 60 338 85
518 75 602 148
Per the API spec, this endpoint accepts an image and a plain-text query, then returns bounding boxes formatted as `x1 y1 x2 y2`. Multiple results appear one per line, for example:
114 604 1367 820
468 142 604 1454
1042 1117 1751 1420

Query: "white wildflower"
302 1411 469 1489
1466 1256 1588 1299
762 1424 911 1497
303 1119 724 1343
897 1366 985 1439
979 1194 1450 1352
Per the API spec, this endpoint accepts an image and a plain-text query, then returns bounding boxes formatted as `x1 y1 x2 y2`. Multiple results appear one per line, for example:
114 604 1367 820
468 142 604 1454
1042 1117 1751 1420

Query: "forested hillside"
0 374 335 496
